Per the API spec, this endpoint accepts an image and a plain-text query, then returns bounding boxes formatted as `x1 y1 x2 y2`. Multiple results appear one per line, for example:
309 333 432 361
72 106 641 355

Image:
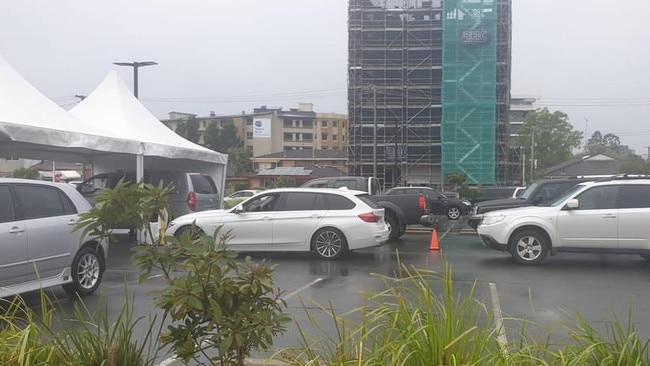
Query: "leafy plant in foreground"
133 227 291 365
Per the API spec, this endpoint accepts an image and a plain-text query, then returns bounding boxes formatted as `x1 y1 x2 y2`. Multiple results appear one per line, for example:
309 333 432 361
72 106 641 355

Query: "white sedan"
223 189 261 203
166 187 389 259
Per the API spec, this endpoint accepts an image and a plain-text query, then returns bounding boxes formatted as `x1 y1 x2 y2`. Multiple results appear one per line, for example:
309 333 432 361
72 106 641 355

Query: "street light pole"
371 85 377 178
113 61 158 99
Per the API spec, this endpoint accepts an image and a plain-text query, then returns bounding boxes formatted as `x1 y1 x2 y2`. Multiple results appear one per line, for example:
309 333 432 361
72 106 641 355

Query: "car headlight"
480 214 506 226
461 200 471 206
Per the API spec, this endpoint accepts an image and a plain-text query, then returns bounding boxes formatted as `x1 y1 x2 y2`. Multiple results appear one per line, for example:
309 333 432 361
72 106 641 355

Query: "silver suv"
477 176 650 265
0 178 108 297
78 171 220 221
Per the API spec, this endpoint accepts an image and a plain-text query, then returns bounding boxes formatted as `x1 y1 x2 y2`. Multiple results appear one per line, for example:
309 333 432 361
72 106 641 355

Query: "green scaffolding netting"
442 0 497 184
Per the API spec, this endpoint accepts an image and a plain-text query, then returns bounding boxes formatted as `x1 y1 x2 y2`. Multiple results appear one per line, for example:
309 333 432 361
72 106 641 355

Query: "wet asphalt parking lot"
14 216 650 363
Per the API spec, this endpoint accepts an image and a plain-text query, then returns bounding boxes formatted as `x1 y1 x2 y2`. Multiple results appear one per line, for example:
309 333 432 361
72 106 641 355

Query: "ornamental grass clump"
0 294 65 365
277 258 650 366
45 288 163 366
279 261 504 365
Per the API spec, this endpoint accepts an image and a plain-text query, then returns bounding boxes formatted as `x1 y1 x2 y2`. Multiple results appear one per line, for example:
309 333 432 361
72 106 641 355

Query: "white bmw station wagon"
166 187 389 259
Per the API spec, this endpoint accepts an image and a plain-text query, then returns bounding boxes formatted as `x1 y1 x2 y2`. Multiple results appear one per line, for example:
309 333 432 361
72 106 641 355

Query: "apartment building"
162 103 347 158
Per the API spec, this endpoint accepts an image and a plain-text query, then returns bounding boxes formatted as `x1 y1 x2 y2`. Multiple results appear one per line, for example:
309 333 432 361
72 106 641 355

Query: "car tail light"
418 195 427 213
358 212 380 223
187 191 196 212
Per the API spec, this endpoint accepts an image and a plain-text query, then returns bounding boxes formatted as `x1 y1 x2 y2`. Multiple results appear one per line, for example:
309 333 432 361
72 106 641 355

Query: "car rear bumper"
348 226 389 250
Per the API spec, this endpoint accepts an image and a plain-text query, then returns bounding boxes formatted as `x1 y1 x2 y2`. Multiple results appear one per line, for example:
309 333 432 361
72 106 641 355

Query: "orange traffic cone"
429 229 439 250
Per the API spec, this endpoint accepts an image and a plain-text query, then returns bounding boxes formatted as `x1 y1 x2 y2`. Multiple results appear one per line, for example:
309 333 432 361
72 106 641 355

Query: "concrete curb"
157 357 287 366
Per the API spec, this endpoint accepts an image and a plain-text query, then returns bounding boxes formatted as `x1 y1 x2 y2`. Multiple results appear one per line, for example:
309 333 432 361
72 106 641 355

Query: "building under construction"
347 0 512 188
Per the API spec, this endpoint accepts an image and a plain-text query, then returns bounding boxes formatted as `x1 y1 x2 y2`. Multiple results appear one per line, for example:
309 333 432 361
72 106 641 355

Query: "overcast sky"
2 0 649 154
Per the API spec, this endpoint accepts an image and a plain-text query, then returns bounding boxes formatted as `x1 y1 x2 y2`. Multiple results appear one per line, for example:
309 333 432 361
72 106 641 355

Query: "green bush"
233 181 251 192
133 226 290 365
76 180 290 366
12 167 40 179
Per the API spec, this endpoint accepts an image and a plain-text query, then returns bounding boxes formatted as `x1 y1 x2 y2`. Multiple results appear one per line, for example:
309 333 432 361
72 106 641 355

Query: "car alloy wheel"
63 247 103 296
446 206 461 220
509 229 549 265
312 228 348 260
175 225 205 241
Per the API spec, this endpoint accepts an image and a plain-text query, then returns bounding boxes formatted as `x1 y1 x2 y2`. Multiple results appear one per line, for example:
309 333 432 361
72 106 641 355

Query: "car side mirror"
564 199 579 210
233 204 244 214
80 185 94 194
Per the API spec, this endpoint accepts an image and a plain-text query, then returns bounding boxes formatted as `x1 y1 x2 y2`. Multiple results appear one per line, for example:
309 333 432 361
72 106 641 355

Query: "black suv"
467 177 593 229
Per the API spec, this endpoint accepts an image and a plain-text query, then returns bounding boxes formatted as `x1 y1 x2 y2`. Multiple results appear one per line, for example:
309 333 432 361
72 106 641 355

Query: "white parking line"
280 277 325 301
155 357 179 366
489 282 509 351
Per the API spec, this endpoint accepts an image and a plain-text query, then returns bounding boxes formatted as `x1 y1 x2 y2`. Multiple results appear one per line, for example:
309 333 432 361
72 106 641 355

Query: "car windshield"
548 184 587 206
517 182 539 199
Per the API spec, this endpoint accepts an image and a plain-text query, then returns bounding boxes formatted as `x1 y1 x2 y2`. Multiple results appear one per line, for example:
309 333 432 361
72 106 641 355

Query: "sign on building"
253 118 271 138
386 145 408 162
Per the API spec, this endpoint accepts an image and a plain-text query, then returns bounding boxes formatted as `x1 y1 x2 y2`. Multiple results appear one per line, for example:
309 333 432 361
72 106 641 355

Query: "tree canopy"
515 108 583 178
586 131 623 156
228 147 253 177
174 116 200 144
203 121 242 152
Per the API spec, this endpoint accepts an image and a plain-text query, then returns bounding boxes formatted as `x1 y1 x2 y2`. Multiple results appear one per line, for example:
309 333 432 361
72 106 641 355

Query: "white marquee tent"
0 56 140 162
69 71 228 194
0 55 228 198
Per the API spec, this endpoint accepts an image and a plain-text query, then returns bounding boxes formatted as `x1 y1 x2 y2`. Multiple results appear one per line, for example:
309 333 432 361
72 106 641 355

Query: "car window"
279 192 326 211
575 186 618 210
323 193 356 210
549 184 587 206
333 179 358 190
518 182 538 199
538 182 579 202
356 194 381 209
190 175 217 194
0 185 14 223
618 185 650 209
149 174 183 193
309 182 328 188
13 185 75 220
481 188 514 199
243 193 280 212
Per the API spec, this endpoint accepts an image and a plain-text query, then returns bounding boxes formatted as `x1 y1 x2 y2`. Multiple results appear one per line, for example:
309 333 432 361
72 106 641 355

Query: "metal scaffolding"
347 0 513 188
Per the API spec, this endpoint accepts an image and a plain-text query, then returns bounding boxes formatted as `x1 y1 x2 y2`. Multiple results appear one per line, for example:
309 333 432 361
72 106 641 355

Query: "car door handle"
602 214 617 219
310 214 322 219
261 216 274 221
68 219 78 226
9 226 25 234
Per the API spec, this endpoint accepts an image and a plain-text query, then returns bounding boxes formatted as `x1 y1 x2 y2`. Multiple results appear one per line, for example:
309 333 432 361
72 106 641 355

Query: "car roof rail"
592 173 650 182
